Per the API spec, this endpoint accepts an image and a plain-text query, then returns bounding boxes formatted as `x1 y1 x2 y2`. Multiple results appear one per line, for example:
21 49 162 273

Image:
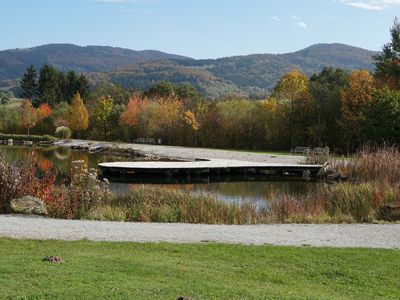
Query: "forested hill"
89 43 377 98
0 43 192 81
0 43 376 98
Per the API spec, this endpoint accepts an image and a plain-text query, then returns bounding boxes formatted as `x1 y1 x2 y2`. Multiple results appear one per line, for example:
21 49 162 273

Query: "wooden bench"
133 138 162 145
291 146 311 155
291 146 330 156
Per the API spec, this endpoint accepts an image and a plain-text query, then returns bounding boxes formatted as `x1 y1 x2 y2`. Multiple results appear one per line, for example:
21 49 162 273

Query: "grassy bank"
2 147 400 224
0 238 399 299
0 132 57 142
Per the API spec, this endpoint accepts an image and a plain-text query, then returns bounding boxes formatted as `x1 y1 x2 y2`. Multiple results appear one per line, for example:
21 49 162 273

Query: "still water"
0 145 320 205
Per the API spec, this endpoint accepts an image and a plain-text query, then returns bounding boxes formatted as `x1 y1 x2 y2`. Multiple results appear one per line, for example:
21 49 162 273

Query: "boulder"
378 203 400 221
10 196 47 216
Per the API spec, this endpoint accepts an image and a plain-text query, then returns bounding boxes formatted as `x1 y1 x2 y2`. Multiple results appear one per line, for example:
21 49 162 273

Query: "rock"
10 196 47 216
378 203 400 221
42 256 64 264
176 297 192 300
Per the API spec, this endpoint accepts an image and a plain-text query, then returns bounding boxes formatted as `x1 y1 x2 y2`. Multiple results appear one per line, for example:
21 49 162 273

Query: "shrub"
55 126 71 139
0 155 23 212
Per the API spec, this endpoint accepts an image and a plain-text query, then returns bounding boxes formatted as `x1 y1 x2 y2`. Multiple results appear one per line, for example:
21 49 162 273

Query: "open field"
0 238 399 299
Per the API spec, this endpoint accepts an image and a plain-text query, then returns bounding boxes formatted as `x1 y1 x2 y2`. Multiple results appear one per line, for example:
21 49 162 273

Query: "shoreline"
55 139 306 164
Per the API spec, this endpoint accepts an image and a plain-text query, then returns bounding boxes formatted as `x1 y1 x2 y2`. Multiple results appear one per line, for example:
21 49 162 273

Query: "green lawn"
0 239 399 299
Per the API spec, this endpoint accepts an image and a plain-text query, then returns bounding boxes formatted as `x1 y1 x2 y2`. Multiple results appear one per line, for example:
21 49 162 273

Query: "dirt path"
1 215 399 248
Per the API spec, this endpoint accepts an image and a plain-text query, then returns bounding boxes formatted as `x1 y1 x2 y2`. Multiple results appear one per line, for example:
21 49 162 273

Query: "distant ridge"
0 43 377 98
0 43 192 80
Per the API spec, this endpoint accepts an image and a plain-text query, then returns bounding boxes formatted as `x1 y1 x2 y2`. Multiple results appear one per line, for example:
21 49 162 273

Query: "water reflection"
0 145 321 204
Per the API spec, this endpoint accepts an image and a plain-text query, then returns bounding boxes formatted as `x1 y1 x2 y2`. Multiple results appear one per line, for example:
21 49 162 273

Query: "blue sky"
1 0 399 58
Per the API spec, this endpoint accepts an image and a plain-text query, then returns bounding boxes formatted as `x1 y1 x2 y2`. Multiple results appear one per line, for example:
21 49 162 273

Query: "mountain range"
0 43 377 98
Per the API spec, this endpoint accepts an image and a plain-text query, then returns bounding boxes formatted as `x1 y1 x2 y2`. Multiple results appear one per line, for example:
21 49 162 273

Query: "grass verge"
0 238 399 299
0 132 57 142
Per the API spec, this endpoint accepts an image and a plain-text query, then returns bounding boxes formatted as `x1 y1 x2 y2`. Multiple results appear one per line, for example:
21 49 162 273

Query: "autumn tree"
120 96 147 128
68 92 89 137
155 95 183 144
339 70 374 151
272 69 311 147
93 96 114 141
183 110 199 146
37 103 52 119
20 99 37 135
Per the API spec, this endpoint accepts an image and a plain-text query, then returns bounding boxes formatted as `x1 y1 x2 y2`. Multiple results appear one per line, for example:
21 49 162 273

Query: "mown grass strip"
0 238 399 299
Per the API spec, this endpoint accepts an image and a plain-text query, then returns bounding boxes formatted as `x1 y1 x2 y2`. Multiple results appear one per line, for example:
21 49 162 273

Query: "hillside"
0 43 377 98
0 43 191 81
90 43 377 98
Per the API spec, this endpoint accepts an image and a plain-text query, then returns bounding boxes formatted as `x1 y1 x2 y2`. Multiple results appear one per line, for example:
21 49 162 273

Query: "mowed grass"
0 239 399 299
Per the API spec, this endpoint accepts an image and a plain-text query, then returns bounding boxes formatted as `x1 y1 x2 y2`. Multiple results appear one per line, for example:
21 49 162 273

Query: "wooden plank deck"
99 159 323 178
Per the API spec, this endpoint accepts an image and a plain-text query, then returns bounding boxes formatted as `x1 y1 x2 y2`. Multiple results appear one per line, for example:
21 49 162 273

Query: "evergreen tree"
20 65 38 100
38 64 60 107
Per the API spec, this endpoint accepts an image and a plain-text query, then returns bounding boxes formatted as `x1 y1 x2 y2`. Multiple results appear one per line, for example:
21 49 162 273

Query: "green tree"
20 65 38 100
93 97 114 141
374 17 400 89
68 92 89 137
309 67 348 146
38 64 60 106
145 81 176 98
361 87 400 144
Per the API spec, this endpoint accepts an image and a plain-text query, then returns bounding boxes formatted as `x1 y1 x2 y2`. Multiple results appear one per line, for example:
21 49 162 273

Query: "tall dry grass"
88 185 271 224
332 146 400 185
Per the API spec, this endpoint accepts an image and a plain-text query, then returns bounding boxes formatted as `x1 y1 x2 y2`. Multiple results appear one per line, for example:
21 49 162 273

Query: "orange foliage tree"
37 103 52 119
120 95 148 128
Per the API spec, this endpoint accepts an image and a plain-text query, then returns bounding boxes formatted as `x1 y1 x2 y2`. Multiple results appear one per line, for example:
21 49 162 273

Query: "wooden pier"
99 159 323 178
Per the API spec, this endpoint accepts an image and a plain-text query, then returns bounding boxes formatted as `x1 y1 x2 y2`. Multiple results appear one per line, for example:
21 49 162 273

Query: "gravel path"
1 215 399 249
57 140 305 164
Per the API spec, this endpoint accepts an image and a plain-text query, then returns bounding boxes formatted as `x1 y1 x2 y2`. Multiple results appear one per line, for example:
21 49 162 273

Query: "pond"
0 145 321 205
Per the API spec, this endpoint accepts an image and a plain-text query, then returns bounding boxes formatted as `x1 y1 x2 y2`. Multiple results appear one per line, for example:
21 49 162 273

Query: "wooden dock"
99 159 323 178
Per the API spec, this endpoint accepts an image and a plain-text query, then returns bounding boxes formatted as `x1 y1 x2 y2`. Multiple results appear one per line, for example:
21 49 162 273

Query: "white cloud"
121 8 150 13
291 14 301 20
339 0 400 10
296 21 307 29
269 16 280 22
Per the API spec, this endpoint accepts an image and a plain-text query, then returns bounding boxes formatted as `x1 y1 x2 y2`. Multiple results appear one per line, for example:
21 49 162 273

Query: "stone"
378 203 400 221
10 196 47 216
42 256 64 264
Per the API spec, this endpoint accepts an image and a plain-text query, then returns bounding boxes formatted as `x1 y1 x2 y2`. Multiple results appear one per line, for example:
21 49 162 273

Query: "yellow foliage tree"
20 99 37 136
68 92 89 137
271 69 311 147
339 69 374 151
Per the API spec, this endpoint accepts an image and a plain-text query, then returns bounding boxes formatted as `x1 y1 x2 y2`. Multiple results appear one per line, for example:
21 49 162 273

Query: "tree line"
1 18 400 153
20 64 90 107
